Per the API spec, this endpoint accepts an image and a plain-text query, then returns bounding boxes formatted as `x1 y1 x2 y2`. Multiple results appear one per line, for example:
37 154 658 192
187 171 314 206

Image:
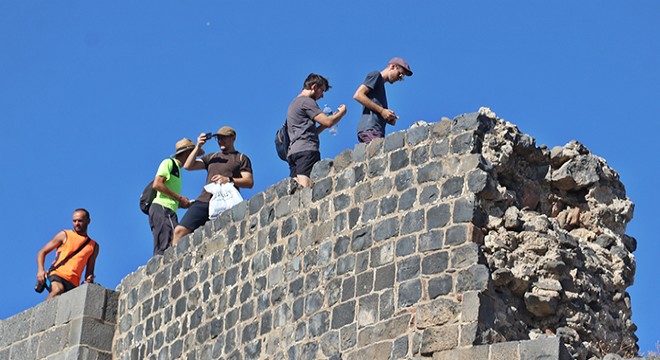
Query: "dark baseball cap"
388 57 413 76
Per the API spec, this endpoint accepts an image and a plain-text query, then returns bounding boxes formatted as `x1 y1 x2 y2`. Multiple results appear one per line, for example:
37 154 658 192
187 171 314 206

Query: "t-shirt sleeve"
303 98 323 122
240 154 253 174
363 72 379 90
155 159 173 181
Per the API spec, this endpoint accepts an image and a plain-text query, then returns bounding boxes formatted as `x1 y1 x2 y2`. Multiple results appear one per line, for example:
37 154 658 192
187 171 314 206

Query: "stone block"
451 243 479 269
346 341 393 360
374 264 395 291
1 307 32 347
310 159 333 180
456 265 489 292
357 314 411 346
432 138 449 158
419 230 443 252
73 317 116 351
417 162 443 183
390 149 410 171
453 196 475 223
519 337 572 360
9 337 38 360
312 177 333 202
384 131 405 152
420 324 459 354
451 132 479 154
37 325 69 359
490 341 521 360
331 301 355 329
427 203 451 230
398 279 422 308
399 188 417 210
441 176 464 199
397 256 420 282
367 156 387 178
31 297 58 334
356 271 374 297
416 298 460 329
422 251 449 275
428 275 453 299
401 209 425 235
374 217 399 242
407 124 430 145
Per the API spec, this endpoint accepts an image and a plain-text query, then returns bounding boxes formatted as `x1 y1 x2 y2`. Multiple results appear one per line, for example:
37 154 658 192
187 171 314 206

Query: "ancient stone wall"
1 108 636 360
0 284 118 360
112 115 499 359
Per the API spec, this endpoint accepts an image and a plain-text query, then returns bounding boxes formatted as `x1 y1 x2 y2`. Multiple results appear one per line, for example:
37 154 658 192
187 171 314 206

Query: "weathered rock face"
475 108 637 359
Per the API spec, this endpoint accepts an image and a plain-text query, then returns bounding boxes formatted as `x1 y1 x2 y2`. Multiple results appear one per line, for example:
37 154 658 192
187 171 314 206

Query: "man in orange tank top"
36 208 100 300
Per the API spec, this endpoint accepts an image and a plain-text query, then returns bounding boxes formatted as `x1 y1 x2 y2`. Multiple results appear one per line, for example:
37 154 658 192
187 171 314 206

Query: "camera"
204 132 215 141
34 278 50 293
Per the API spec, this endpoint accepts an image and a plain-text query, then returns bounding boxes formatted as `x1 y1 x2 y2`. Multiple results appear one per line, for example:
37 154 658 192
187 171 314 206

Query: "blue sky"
1 1 658 353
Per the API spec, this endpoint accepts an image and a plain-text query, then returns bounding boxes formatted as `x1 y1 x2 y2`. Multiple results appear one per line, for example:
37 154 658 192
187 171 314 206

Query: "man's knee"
173 225 191 244
47 282 65 300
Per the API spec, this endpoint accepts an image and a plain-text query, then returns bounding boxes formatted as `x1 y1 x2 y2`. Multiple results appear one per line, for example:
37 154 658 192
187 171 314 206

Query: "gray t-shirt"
287 95 323 155
356 71 389 133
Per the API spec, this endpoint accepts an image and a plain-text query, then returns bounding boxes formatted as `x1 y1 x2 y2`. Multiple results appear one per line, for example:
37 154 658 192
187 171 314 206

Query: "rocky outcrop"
474 108 637 359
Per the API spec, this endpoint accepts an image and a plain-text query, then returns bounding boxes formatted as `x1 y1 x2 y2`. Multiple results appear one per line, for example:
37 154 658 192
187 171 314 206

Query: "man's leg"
150 203 177 255
46 281 65 300
46 275 76 300
295 175 312 187
173 225 192 245
173 201 210 245
289 151 320 188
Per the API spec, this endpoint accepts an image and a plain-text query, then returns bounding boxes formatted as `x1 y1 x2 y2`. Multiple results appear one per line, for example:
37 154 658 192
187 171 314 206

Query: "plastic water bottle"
323 104 338 136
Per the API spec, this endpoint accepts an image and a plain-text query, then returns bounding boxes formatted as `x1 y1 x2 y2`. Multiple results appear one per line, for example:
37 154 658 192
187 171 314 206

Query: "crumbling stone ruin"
469 108 637 359
0 108 637 360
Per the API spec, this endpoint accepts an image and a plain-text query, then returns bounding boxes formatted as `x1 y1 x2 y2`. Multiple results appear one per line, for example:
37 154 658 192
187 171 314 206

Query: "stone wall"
1 108 636 360
111 108 632 360
0 284 118 360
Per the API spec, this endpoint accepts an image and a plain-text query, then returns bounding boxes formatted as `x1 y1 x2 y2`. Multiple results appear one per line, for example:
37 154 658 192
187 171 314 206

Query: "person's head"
172 138 203 160
303 73 331 100
215 126 237 153
72 208 91 234
385 57 413 84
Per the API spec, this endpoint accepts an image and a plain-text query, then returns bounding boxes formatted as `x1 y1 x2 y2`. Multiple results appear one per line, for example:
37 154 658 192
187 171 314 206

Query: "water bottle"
323 104 338 136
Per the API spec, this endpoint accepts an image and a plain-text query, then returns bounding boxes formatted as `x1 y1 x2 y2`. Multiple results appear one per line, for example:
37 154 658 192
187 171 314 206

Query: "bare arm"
313 104 347 128
152 175 191 208
36 231 66 283
183 133 208 170
353 84 396 123
210 171 254 189
83 243 100 284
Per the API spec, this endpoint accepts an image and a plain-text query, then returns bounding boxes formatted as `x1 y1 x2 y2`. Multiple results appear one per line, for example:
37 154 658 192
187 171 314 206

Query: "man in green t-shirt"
149 138 201 256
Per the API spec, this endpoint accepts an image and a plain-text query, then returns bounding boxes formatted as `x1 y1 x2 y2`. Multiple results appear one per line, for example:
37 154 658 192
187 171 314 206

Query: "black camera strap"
48 237 92 273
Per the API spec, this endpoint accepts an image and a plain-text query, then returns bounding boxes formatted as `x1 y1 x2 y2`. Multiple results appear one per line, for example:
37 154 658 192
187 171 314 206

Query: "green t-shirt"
152 158 182 212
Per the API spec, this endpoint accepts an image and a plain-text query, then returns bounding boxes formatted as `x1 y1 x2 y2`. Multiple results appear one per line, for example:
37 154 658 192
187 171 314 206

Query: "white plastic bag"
204 182 244 218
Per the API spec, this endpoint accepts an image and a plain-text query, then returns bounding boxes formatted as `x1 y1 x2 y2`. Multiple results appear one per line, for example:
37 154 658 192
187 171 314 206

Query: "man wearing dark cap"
172 126 254 245
353 57 413 143
148 138 197 256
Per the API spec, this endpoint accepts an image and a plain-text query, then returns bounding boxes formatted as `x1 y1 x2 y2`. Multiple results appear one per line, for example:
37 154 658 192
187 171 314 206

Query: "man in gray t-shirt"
287 73 347 187
354 57 413 143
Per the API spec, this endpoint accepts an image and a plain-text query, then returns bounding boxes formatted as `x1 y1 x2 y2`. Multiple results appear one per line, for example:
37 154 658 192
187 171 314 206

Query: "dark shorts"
48 275 76 293
288 150 321 178
149 203 178 256
179 200 210 232
357 129 385 144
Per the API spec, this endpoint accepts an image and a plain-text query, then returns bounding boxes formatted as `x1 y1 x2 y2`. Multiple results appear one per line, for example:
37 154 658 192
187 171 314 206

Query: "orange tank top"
50 230 97 286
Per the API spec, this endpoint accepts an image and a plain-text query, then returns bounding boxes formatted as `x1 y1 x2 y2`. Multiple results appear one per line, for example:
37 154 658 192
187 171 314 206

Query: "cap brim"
172 147 205 157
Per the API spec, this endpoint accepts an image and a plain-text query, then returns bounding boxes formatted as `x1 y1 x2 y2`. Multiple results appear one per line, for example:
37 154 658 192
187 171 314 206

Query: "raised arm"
313 104 347 129
183 133 208 170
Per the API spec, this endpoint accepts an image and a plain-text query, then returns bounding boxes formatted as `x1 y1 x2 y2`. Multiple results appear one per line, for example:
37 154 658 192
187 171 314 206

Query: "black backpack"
139 158 178 215
274 120 289 162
